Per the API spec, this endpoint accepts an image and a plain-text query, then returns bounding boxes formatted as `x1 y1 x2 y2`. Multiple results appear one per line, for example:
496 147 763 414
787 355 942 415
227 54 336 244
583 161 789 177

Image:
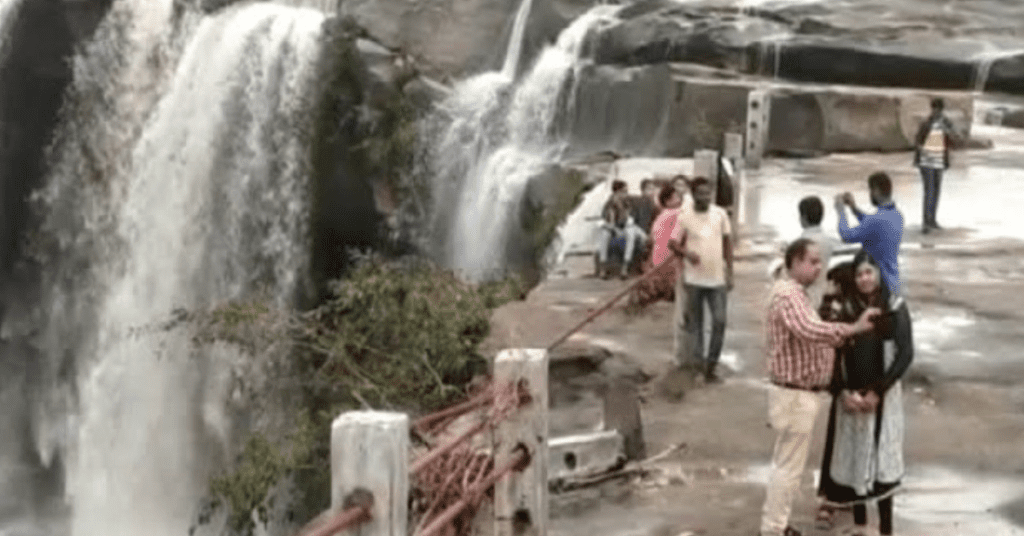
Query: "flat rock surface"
486 122 1024 535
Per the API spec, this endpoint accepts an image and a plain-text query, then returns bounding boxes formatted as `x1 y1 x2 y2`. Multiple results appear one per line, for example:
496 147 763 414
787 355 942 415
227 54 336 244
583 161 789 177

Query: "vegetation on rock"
190 257 523 536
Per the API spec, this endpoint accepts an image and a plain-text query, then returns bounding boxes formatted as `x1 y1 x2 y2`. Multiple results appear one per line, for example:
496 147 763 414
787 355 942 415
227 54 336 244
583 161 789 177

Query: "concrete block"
548 430 625 481
602 375 646 461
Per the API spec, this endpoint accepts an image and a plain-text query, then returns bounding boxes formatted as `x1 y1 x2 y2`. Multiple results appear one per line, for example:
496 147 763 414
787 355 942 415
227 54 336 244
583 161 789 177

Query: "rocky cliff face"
341 0 570 79
0 0 112 281
581 0 1024 95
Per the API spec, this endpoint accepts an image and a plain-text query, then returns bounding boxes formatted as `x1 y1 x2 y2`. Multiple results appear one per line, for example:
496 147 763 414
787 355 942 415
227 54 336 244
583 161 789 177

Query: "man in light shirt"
760 238 880 536
668 177 733 383
797 196 842 307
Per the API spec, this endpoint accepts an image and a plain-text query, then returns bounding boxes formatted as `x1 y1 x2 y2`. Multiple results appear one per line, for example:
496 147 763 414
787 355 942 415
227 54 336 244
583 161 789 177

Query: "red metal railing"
415 445 530 536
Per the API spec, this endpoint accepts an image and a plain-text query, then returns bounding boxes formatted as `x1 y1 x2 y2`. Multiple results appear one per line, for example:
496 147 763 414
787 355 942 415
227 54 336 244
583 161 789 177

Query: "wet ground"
490 119 1024 535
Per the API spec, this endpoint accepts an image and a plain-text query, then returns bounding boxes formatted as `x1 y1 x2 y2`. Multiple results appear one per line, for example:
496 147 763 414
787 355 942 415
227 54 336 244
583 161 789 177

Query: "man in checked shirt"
759 238 881 536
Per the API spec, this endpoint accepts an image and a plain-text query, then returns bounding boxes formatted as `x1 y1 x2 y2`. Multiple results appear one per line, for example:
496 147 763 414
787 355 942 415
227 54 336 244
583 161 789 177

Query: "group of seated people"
596 177 690 280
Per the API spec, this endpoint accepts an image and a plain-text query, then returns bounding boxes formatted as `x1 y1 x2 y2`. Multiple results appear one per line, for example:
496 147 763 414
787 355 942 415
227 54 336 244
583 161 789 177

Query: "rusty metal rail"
410 418 489 475
546 255 674 351
413 390 493 432
295 487 374 536
414 445 531 536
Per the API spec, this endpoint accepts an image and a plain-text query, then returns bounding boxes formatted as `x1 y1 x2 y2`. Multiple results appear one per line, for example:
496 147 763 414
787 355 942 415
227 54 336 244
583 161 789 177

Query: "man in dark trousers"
913 97 960 233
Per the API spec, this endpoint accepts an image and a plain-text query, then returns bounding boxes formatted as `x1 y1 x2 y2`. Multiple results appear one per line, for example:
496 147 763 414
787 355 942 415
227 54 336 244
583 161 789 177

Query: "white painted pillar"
331 411 409 536
723 132 744 230
693 149 720 193
746 89 771 169
493 349 549 536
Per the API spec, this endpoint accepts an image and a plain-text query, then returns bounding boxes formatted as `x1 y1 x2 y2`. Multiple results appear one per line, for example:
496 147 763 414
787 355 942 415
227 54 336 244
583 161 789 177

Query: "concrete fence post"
331 411 409 536
746 89 771 169
723 132 745 229
693 149 720 193
493 349 549 536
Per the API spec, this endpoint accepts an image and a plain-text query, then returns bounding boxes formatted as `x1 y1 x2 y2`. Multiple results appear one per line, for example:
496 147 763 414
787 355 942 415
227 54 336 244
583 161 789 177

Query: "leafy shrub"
192 257 521 535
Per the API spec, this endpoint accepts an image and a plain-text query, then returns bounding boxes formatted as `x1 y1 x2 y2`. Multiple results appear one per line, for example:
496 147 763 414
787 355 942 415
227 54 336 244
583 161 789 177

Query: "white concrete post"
746 89 771 169
693 149 720 193
493 349 549 536
723 132 744 230
331 411 409 536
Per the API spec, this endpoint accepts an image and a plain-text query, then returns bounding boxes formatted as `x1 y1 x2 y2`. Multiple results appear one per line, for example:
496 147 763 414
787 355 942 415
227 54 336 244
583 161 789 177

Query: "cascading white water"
971 49 1023 94
0 0 24 65
501 0 534 80
430 5 619 280
31 2 325 535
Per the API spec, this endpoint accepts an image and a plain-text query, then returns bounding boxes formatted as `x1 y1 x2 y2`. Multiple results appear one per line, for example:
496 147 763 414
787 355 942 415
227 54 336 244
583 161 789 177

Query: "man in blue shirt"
835 172 904 296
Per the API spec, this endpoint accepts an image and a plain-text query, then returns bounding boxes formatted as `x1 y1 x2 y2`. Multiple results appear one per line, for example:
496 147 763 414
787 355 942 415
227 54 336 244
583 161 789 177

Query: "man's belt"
772 380 827 392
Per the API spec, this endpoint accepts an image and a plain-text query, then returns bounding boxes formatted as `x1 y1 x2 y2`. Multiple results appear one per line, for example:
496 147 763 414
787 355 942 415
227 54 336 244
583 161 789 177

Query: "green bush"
192 258 521 536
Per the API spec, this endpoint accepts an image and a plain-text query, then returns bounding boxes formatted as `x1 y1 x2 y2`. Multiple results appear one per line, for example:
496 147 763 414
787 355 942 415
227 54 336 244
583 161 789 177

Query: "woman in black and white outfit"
816 250 914 536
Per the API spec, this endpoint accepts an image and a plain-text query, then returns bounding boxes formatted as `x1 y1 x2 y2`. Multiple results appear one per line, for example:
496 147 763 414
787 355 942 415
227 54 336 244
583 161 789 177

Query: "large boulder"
767 87 973 154
561 61 975 157
341 0 568 79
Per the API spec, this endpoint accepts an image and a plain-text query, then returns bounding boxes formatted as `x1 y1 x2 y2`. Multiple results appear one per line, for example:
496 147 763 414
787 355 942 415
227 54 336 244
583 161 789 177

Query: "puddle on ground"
719 464 1024 536
912 305 977 356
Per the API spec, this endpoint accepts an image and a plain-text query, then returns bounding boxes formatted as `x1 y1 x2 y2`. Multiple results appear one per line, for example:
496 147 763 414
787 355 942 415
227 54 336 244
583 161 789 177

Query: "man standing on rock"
913 97 959 233
835 172 904 297
760 238 880 536
669 177 733 383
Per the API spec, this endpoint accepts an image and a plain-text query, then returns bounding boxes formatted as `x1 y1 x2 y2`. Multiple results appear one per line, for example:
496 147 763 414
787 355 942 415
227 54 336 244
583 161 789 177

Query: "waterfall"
0 0 23 65
755 37 786 80
29 1 325 534
429 5 619 281
501 0 534 80
970 49 1024 94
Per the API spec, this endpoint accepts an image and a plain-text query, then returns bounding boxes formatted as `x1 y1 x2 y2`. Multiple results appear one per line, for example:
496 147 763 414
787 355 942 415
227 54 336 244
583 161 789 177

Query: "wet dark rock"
401 76 451 111
987 53 1024 95
0 0 111 274
510 164 596 286
1002 109 1024 129
767 41 975 91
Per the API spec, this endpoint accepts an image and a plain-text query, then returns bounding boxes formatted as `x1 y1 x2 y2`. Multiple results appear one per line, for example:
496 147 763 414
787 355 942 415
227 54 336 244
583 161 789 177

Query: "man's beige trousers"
760 384 826 536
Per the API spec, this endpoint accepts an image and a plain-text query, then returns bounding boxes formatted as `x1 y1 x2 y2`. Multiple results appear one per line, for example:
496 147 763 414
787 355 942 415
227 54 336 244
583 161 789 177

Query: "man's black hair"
798 196 824 226
689 176 711 193
641 178 654 189
930 97 945 111
785 237 816 270
867 171 892 198
611 179 627 192
658 184 677 207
